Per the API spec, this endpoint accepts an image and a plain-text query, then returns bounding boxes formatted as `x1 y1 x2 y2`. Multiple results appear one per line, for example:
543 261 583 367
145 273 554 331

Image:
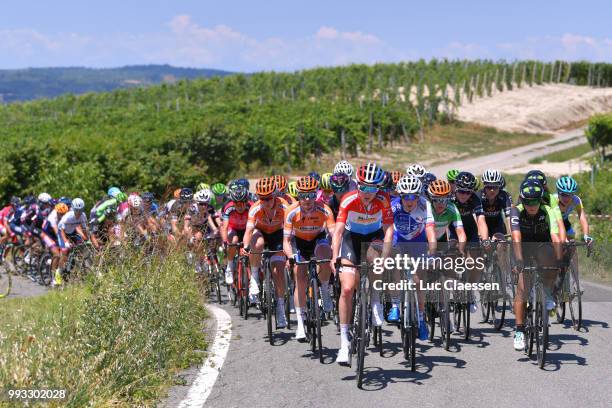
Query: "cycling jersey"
247 197 289 234
550 194 583 221
391 196 434 243
327 194 342 219
479 189 512 235
510 204 559 242
95 198 122 223
315 190 333 205
336 191 392 235
432 202 463 240
453 193 485 241
279 193 296 205
283 202 335 241
59 210 87 234
222 201 251 231
0 206 13 226
43 210 60 236
188 203 213 227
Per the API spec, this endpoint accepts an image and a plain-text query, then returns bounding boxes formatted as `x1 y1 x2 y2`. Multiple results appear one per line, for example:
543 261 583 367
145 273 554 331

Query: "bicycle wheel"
494 300 506 331
241 259 250 320
38 252 53 286
356 283 367 389
462 302 470 341
284 267 292 330
426 303 435 341
568 266 582 331
264 267 273 345
555 302 566 324
312 276 323 362
535 287 548 368
440 288 451 351
214 263 222 304
480 291 490 323
0 264 11 298
402 289 417 371
525 304 535 357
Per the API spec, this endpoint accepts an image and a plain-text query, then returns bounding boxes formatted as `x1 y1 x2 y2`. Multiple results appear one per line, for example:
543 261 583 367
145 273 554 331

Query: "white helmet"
406 163 426 178
194 189 212 204
482 169 503 185
128 195 142 208
71 198 85 211
334 160 354 178
396 175 422 194
37 192 52 204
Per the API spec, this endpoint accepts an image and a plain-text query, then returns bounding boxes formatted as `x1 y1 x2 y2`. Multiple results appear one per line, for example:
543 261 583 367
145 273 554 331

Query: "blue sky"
1 0 610 71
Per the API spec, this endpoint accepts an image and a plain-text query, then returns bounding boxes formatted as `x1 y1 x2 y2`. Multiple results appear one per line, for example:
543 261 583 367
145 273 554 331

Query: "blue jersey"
391 197 434 244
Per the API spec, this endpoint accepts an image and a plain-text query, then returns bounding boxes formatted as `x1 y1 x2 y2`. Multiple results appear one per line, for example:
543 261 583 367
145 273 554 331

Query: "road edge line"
178 304 232 408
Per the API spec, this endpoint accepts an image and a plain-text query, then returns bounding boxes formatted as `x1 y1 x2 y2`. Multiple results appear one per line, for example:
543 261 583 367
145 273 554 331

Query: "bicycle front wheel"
356 286 367 389
264 268 273 345
568 266 582 331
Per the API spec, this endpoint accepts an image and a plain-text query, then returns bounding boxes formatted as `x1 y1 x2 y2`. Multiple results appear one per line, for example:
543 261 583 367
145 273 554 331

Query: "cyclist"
283 176 336 340
421 172 437 195
316 173 334 205
287 181 298 201
141 192 160 235
406 163 427 180
551 176 592 244
93 191 128 246
45 202 70 286
389 171 404 199
0 197 20 244
275 175 295 204
524 170 567 243
56 198 90 286
221 183 252 284
168 188 195 242
328 172 350 219
187 189 219 266
334 160 358 191
331 162 393 363
390 175 436 339
446 169 460 193
510 179 563 351
428 180 467 253
241 177 289 327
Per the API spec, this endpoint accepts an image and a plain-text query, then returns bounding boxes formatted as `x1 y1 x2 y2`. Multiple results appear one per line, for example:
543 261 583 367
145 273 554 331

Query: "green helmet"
116 192 128 203
446 169 460 182
197 183 210 191
321 173 333 191
287 181 298 198
211 182 227 196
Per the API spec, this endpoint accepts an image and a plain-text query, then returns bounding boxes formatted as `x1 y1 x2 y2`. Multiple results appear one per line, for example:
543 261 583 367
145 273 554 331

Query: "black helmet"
519 179 544 200
23 195 36 206
142 192 155 203
308 171 321 182
10 196 21 207
235 178 250 190
455 171 477 191
180 188 194 201
525 170 546 186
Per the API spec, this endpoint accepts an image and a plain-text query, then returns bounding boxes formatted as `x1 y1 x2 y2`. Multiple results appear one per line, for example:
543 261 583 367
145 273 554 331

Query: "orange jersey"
279 193 296 205
284 202 336 241
247 197 289 234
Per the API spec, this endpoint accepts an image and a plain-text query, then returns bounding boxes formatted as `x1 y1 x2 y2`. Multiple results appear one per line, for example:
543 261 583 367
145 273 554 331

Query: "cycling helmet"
235 178 250 190
421 172 437 188
356 162 385 185
24 195 36 206
296 176 319 193
173 189 181 199
255 177 276 197
334 160 354 177
330 172 349 192
556 176 578 194
55 203 69 215
229 185 248 202
211 183 227 196
116 192 128 203
180 188 194 201
194 189 212 204
446 169 460 183
519 179 544 200
308 172 321 182
142 192 155 203
59 196 72 206
396 175 422 194
525 169 547 186
197 183 210 191
10 196 21 207
406 163 426 178
71 198 85 211
320 173 333 192
37 193 52 204
128 195 142 208
455 171 477 191
274 175 288 192
390 171 404 185
428 179 452 197
107 187 121 198
482 169 503 185
287 181 298 198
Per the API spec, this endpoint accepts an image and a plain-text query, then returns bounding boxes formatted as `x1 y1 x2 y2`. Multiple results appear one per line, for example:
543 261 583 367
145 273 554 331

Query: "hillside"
0 65 233 103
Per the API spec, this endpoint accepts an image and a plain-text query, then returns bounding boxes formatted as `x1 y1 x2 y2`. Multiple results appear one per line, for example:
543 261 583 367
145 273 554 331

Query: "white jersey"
46 210 60 231
59 210 87 234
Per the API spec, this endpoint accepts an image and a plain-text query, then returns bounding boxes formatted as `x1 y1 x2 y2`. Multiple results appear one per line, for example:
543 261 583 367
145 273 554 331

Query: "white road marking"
178 304 232 408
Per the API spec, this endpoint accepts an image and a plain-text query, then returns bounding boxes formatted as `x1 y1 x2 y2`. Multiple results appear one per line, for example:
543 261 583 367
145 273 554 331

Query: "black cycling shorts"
293 232 329 260
340 228 384 265
258 229 284 252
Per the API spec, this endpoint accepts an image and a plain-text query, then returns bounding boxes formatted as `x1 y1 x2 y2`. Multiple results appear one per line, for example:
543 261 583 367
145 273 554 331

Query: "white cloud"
495 33 612 61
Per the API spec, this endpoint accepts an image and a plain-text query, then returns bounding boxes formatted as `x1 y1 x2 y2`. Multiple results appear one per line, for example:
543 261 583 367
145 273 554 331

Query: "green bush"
0 247 207 407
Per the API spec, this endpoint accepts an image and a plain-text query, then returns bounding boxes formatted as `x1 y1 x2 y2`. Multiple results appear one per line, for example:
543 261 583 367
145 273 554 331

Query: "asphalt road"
177 280 611 408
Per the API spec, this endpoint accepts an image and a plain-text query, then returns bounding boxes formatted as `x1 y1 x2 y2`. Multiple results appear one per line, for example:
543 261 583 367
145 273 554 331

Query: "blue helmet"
235 178 250 190
556 176 578 194
108 187 121 198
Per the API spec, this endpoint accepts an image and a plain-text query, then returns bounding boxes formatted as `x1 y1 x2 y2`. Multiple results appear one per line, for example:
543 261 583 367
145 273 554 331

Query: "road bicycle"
554 241 591 331
251 249 283 345
480 238 512 330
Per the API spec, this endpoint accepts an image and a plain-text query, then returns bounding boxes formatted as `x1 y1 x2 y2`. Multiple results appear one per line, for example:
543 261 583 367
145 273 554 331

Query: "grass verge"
529 143 592 164
0 247 207 407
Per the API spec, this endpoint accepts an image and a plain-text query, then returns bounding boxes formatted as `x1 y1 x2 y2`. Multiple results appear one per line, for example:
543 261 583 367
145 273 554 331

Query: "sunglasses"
197 202 208 206
358 184 379 193
432 197 449 204
558 192 573 198
523 199 541 206
297 192 317 200
400 194 419 201
456 189 472 195
485 185 500 190
259 195 274 201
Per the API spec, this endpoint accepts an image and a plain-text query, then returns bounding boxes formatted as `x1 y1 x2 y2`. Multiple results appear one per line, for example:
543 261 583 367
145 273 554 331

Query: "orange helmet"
255 177 276 197
274 175 288 192
55 203 69 215
296 176 319 193
391 171 404 184
173 188 181 199
428 179 452 198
